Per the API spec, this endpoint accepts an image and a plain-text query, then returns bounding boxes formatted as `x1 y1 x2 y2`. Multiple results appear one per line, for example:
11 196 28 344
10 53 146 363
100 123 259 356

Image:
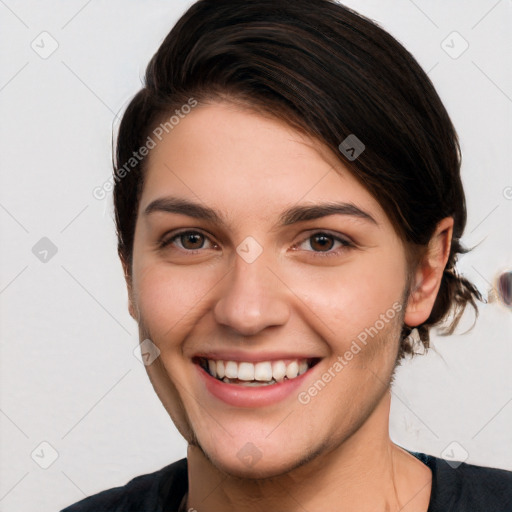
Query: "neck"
185 392 432 512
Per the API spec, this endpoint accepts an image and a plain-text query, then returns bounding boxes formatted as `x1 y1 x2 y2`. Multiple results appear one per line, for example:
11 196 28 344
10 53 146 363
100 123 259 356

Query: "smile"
197 357 320 386
192 354 322 407
199 358 320 386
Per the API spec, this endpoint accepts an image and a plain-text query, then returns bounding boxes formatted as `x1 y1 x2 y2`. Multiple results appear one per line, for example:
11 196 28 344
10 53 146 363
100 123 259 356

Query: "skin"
123 101 453 511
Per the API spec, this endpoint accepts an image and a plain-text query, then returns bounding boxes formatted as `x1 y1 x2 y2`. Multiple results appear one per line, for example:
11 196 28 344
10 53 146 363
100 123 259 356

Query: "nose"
213 251 290 337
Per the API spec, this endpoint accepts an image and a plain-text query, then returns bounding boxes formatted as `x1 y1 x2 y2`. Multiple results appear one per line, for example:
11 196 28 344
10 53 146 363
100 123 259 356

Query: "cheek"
290 250 406 349
132 262 219 341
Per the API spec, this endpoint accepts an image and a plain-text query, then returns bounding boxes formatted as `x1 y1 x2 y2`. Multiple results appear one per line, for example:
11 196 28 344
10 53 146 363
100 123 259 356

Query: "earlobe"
404 217 454 327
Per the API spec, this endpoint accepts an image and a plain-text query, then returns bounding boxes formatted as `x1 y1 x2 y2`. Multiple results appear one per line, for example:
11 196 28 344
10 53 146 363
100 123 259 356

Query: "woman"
62 0 512 510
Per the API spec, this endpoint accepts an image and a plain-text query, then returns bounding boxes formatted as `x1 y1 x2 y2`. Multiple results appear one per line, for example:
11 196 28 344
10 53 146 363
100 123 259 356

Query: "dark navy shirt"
61 451 512 511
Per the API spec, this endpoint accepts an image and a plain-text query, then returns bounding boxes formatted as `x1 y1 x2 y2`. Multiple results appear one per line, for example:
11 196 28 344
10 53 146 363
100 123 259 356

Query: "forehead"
139 102 386 229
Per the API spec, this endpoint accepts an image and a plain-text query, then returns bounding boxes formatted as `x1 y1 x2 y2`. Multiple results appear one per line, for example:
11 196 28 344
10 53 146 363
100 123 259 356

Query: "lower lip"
196 363 316 408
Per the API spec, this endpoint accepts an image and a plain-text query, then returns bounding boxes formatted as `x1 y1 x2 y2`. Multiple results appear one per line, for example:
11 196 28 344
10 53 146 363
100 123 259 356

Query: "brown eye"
309 233 335 252
295 231 354 258
180 232 205 250
160 230 215 252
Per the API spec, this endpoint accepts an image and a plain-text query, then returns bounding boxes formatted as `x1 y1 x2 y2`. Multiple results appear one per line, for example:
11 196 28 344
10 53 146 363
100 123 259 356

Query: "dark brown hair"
113 0 482 357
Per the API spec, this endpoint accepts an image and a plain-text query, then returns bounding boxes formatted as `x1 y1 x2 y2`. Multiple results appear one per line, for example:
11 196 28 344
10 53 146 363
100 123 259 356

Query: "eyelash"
158 230 355 257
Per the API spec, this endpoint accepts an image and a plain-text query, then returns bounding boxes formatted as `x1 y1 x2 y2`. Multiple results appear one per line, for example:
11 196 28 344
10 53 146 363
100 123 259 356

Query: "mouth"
193 356 322 387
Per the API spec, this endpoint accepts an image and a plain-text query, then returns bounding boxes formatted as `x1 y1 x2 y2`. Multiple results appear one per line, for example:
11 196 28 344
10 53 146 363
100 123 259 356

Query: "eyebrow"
144 196 378 227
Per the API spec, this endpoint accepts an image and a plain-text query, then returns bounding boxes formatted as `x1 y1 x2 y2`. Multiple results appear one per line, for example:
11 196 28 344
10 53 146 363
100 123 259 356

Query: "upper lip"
192 351 324 363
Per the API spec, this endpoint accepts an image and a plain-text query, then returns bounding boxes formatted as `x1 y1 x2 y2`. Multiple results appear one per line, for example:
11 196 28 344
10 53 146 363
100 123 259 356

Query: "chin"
203 440 316 480
213 456 298 480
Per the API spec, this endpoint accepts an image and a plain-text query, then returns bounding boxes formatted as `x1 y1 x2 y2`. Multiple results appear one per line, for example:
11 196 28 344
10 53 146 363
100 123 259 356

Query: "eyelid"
292 230 355 256
158 229 218 252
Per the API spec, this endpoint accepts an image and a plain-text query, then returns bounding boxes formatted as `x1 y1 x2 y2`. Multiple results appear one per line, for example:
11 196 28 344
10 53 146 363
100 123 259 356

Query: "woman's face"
129 101 411 477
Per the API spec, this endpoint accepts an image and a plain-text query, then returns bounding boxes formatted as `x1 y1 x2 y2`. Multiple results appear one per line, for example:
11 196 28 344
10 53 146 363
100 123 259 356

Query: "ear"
121 256 137 321
404 217 454 327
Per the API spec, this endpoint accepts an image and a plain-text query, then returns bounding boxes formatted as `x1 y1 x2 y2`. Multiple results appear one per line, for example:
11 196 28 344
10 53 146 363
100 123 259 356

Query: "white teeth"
234 379 275 387
238 362 255 381
254 362 273 381
216 360 225 379
203 357 313 384
286 361 299 379
224 361 238 379
272 360 287 382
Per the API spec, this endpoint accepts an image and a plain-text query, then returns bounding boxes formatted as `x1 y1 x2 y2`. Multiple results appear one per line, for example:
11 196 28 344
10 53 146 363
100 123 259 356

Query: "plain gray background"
1 1 511 511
